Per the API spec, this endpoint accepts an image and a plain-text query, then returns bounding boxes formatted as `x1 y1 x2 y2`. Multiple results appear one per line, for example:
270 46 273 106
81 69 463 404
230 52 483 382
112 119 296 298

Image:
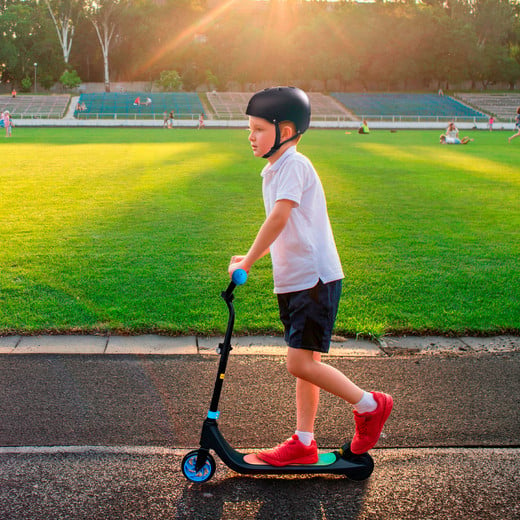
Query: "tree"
0 0 61 87
85 0 122 92
472 0 515 46
4 0 520 92
43 0 83 65
156 70 183 91
60 68 81 89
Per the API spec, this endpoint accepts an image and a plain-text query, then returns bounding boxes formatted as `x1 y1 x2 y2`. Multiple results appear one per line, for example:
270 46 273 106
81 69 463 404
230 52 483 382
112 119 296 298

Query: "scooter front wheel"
344 452 374 481
339 443 374 481
182 450 216 483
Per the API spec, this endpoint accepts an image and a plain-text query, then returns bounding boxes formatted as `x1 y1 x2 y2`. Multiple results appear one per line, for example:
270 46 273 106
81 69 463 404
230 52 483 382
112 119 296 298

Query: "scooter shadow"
175 470 369 520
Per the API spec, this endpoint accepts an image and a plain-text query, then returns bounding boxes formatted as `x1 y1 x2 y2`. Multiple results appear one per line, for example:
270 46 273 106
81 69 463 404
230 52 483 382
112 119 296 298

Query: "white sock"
295 430 314 446
354 392 377 414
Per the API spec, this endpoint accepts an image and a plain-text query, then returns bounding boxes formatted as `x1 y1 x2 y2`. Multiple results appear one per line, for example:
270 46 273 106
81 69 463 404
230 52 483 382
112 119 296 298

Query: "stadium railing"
205 113 486 123
354 115 487 123
74 112 202 121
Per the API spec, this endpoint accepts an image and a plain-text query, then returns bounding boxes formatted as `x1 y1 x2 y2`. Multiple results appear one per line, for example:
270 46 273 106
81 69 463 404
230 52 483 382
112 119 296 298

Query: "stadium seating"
331 93 487 121
206 92 250 119
74 92 205 119
207 91 355 120
0 95 69 118
5 91 510 123
454 93 520 121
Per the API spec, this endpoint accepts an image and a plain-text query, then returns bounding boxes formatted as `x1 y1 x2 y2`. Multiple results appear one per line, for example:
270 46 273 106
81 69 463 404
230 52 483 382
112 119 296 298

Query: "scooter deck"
243 452 337 466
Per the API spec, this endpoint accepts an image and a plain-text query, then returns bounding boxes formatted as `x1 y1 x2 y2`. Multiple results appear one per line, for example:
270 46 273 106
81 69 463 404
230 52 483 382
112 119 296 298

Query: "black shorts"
277 279 342 353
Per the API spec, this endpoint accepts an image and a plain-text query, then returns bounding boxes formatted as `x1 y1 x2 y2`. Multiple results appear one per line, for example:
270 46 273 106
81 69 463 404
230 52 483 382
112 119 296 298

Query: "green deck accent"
243 452 337 466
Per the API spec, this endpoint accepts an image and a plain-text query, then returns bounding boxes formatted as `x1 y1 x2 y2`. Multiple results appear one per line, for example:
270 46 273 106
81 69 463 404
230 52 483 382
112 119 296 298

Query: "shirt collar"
261 146 297 178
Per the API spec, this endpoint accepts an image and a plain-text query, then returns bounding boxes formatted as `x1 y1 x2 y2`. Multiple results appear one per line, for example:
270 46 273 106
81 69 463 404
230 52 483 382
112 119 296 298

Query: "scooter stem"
207 270 246 416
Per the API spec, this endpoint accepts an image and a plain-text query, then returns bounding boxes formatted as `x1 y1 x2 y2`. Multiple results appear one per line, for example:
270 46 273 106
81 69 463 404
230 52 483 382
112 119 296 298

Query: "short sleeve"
274 157 307 207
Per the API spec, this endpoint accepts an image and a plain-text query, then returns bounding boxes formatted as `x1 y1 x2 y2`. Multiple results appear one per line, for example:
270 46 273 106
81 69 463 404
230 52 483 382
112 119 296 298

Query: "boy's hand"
228 256 248 278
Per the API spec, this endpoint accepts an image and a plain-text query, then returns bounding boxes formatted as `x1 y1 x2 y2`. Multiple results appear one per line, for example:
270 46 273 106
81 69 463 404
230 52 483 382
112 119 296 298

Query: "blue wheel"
182 450 216 483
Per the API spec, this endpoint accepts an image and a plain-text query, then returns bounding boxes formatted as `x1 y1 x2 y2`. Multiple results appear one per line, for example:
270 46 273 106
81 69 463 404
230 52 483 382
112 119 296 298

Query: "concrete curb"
0 334 381 356
377 334 520 355
0 334 518 356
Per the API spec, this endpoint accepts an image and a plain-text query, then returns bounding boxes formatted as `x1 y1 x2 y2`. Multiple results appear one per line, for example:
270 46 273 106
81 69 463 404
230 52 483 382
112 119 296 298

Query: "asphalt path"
0 351 519 519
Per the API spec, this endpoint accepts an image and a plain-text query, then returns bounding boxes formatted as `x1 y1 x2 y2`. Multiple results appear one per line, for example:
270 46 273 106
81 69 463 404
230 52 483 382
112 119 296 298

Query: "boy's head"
246 87 311 159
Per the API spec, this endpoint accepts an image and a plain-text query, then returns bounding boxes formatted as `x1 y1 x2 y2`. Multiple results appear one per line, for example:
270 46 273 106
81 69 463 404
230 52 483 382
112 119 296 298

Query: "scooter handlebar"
232 269 248 286
223 269 248 300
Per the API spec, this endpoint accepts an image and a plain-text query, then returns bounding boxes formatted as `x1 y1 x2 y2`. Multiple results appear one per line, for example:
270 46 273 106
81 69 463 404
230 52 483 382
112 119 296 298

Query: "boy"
228 87 393 466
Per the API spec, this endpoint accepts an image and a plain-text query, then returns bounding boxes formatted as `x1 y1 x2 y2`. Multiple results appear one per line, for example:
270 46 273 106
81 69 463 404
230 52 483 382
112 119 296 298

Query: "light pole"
34 63 37 93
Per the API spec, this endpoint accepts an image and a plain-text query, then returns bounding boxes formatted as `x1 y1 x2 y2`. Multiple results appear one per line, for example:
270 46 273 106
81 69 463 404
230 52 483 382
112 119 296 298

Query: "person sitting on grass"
439 134 473 145
358 119 370 134
228 87 393 466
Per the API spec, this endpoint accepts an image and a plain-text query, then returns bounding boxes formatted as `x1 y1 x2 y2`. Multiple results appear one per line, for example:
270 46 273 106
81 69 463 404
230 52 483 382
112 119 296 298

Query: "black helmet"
246 86 311 158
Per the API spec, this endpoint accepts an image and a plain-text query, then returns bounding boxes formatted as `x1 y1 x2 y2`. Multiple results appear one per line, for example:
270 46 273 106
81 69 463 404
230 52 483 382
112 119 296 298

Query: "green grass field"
1 127 518 337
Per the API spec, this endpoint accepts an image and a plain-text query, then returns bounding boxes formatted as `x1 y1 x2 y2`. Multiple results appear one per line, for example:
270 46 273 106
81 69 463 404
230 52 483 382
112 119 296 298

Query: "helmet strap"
262 121 300 159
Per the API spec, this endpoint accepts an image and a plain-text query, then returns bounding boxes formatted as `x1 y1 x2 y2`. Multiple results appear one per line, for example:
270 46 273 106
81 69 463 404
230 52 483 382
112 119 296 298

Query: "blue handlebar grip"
232 269 248 286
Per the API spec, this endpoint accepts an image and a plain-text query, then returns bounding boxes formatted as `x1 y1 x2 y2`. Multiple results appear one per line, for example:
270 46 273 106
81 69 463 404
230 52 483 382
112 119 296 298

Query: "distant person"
438 88 444 96
163 111 169 128
439 134 473 145
143 97 152 106
3 111 14 137
169 110 175 128
358 119 370 134
445 121 459 140
198 112 205 129
133 96 141 106
11 88 16 98
488 116 494 131
508 107 520 143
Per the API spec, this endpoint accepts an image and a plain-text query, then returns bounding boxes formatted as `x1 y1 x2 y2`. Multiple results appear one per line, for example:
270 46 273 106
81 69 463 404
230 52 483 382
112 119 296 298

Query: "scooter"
181 269 374 483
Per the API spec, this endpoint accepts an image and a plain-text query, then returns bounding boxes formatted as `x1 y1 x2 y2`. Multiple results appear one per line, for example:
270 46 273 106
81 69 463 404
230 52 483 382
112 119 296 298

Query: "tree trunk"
44 0 75 65
92 18 115 94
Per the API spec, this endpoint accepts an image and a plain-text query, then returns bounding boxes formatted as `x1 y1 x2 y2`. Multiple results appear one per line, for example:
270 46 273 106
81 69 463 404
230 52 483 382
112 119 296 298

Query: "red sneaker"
351 392 393 454
257 434 318 466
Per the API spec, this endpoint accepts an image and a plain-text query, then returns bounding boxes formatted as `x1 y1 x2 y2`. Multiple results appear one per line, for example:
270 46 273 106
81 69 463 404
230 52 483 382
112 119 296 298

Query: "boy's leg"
287 348 364 404
258 280 392 464
256 352 324 466
295 351 321 434
287 347 393 455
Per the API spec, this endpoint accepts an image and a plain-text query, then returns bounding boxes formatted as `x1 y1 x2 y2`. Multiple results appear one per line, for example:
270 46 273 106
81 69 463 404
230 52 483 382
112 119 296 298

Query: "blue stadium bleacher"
331 93 487 121
74 92 205 119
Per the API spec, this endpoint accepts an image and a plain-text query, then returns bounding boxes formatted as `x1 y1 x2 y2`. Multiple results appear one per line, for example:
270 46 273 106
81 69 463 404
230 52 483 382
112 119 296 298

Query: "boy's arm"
229 199 296 275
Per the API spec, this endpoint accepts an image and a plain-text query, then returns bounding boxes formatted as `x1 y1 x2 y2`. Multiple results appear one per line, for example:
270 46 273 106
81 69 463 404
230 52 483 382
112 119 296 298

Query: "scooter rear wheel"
182 450 216 483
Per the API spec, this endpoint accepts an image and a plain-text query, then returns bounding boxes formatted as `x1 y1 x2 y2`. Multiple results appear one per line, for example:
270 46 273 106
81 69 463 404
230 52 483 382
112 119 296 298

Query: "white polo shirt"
261 146 344 294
